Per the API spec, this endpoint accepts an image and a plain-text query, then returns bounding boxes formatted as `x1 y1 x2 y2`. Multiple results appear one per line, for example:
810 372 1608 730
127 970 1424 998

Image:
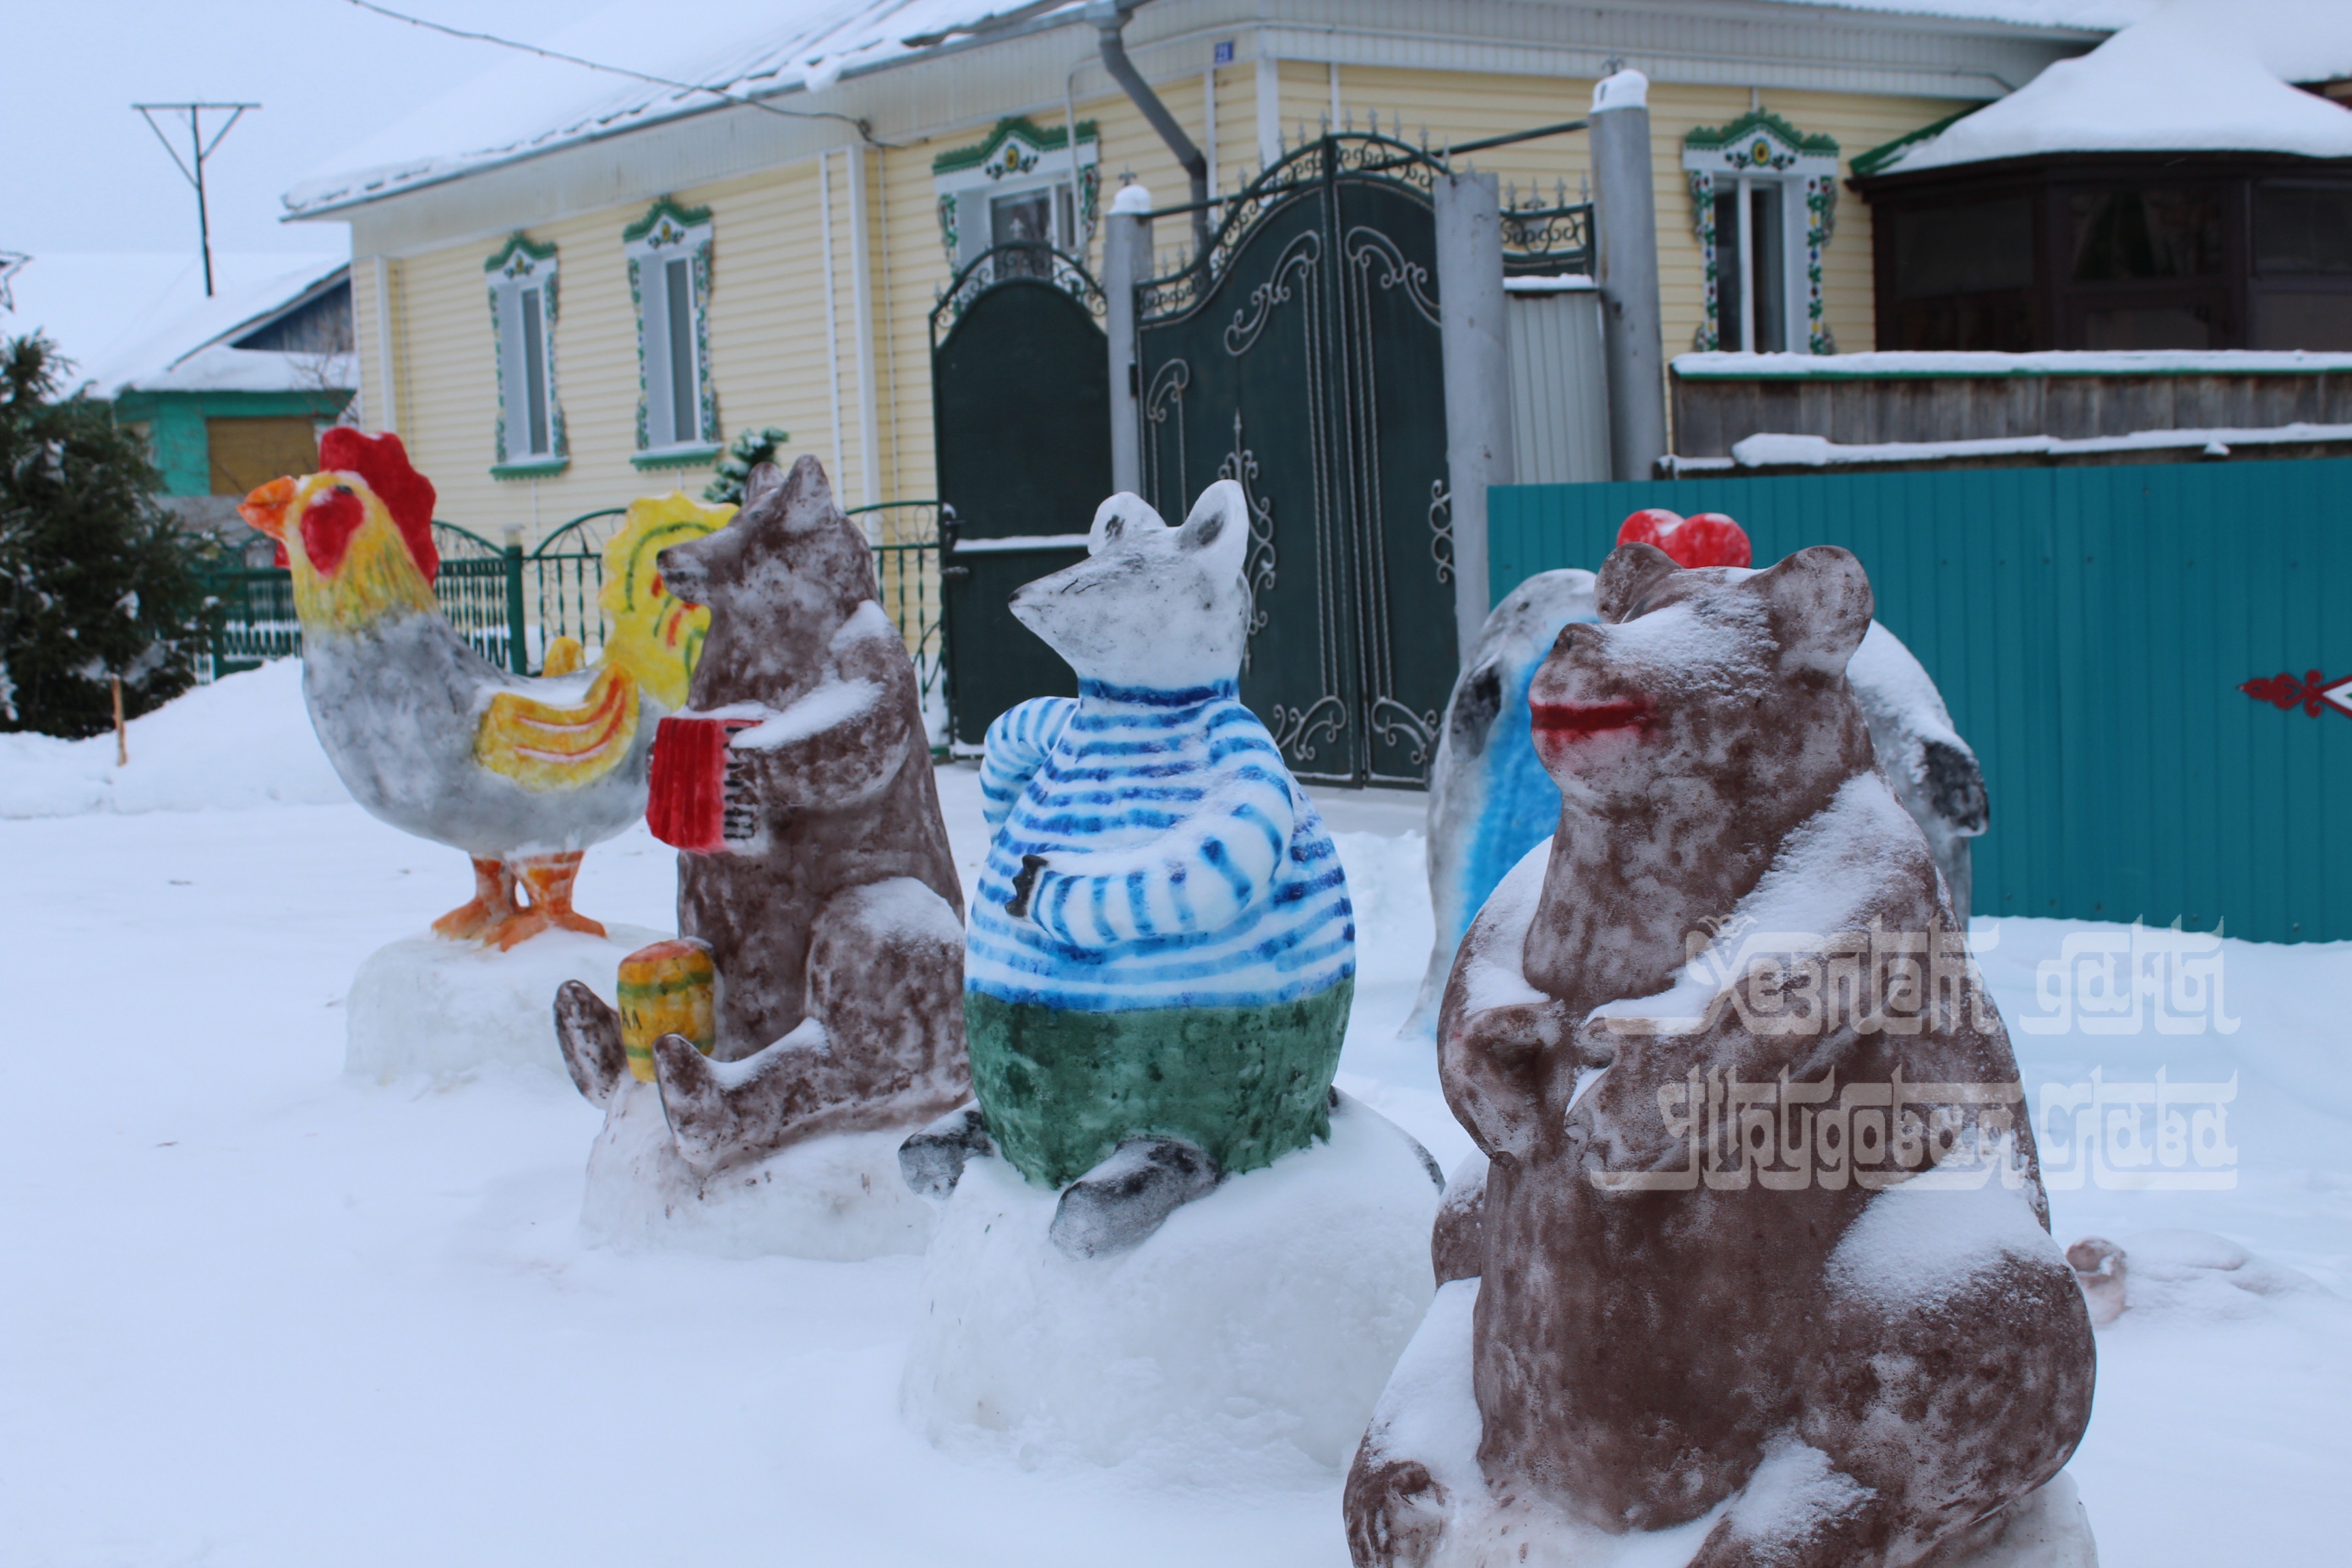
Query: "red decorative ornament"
1615 508 1754 569
2238 668 2352 720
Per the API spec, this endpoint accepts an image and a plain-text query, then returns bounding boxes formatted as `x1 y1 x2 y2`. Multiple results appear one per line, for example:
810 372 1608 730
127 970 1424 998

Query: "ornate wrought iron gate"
1135 134 1459 786
930 244 1111 749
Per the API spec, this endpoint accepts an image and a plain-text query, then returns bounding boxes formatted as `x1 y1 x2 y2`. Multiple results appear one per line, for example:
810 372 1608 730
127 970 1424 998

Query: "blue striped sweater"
966 680 1356 1011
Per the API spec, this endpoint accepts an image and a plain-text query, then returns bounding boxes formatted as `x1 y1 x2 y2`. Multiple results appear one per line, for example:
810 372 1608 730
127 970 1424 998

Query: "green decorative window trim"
624 197 720 456
491 457 570 480
632 444 724 472
623 196 715 246
932 116 1102 269
1684 110 1840 167
483 232 557 276
1851 110 1978 179
932 116 1098 176
1682 115 1840 356
485 231 568 468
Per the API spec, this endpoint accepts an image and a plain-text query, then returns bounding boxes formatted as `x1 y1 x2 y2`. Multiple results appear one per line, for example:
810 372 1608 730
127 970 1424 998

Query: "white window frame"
932 117 1102 274
1683 116 1840 355
485 234 565 473
625 199 718 460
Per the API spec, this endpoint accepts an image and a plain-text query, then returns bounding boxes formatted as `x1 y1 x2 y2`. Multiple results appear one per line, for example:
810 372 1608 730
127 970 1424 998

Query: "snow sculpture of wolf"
554 457 968 1194
1345 542 2096 1568
903 480 1358 1257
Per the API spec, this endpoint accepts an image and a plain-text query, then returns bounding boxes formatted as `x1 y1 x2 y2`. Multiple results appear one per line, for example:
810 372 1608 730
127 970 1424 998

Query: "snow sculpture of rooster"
240 429 720 949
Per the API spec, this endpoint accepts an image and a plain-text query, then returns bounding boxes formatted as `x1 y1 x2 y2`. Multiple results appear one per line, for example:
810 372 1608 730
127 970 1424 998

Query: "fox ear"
1177 479 1249 571
1088 491 1166 555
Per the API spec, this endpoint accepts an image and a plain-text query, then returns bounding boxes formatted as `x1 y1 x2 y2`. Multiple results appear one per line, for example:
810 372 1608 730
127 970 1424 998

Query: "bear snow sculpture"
905 480 1358 1255
1345 542 2095 1568
555 457 968 1200
1410 511 1991 1036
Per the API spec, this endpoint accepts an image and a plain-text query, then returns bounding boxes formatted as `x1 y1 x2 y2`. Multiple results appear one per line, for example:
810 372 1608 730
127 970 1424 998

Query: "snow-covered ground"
1 665 2345 1567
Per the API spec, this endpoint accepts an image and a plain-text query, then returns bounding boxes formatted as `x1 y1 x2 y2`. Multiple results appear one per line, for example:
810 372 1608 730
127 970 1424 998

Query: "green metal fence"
1489 458 2352 942
197 502 948 714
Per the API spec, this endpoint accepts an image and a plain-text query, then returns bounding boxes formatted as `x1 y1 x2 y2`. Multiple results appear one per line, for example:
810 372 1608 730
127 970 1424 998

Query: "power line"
339 0 885 146
132 102 258 298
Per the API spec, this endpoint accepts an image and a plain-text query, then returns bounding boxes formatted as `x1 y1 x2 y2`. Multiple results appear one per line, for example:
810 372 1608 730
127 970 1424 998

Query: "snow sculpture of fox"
902 481 1356 1257
1345 542 2096 1568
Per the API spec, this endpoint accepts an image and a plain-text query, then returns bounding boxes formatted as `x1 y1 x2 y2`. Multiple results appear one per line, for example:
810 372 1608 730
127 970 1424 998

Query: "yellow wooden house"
284 0 2125 545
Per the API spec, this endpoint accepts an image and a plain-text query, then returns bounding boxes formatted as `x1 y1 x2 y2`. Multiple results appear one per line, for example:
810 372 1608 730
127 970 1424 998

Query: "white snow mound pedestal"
903 1094 1442 1477
582 1077 935 1260
1375 1281 2097 1568
346 924 665 1082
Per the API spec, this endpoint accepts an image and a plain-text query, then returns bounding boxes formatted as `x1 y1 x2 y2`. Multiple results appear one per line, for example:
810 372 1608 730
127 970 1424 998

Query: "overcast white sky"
4 1 586 259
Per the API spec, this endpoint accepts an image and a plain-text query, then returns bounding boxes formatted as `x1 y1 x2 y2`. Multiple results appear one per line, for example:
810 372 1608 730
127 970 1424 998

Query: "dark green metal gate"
930 243 1111 750
1135 133 1459 785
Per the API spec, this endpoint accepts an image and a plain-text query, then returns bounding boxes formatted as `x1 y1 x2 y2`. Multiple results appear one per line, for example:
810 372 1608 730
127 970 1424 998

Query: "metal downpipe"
1088 0 1211 261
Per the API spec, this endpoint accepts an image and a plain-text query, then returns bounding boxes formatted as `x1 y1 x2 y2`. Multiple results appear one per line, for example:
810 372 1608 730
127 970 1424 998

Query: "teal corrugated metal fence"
1490 459 2352 942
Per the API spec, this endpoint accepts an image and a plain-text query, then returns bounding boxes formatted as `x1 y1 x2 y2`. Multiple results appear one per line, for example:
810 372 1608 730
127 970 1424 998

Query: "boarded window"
207 416 321 497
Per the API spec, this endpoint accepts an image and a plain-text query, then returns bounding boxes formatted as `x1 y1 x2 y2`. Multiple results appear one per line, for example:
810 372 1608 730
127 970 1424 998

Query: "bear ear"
1177 479 1249 571
1595 541 1681 623
742 461 787 510
772 454 839 532
1745 545 1875 675
1088 491 1167 555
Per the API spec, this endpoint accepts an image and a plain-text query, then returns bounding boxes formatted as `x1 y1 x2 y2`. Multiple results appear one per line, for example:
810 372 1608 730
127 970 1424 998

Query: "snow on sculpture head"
653 455 879 707
1009 481 1252 689
1529 540 1874 806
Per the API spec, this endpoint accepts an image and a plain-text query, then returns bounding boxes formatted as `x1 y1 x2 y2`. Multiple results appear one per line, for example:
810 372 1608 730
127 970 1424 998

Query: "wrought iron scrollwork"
1345 226 1440 327
1368 697 1441 770
1141 359 1190 505
1501 199 1596 278
929 243 1107 348
1224 231 1321 355
1268 696 1348 765
1428 480 1453 585
1218 412 1278 658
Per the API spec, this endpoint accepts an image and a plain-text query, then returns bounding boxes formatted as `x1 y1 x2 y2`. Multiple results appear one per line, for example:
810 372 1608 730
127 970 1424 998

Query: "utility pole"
132 102 258 297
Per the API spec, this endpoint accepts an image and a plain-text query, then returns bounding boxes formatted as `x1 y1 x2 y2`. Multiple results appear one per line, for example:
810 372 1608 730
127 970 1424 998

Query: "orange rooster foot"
485 851 606 951
432 857 519 942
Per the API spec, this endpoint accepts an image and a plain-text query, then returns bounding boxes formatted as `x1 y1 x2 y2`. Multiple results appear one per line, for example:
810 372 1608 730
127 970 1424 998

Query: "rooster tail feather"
595 492 732 711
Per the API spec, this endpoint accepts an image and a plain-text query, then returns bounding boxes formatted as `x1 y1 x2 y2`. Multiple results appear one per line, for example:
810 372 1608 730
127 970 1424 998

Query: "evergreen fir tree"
701 425 791 506
0 334 205 737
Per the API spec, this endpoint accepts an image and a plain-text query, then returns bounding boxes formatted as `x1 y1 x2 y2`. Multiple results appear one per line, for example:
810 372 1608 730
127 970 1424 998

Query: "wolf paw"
1048 1136 1222 1259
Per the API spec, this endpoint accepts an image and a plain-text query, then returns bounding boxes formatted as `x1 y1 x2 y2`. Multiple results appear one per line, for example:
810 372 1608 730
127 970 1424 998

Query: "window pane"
2253 289 2352 349
2255 185 2352 276
2070 188 2222 282
640 261 672 447
1893 197 2034 299
521 287 549 456
1752 184 1786 353
666 257 696 444
992 191 1056 279
1713 190 1744 349
2080 302 2215 350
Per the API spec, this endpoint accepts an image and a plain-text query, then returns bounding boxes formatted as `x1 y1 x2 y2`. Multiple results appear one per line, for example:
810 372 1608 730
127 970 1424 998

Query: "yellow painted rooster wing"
473 493 731 790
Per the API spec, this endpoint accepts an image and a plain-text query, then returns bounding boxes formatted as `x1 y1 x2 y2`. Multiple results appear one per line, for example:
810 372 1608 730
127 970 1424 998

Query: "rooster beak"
240 476 297 540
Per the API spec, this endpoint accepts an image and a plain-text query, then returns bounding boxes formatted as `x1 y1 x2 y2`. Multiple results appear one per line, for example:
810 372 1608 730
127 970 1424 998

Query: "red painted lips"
1531 698 1652 739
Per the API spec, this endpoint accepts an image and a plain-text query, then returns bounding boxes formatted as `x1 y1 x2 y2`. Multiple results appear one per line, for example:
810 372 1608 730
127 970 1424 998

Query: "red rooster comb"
1615 508 1752 570
320 428 439 585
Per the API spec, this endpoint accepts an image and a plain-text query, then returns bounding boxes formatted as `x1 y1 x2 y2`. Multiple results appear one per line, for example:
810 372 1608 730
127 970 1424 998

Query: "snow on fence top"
1869 0 2352 174
282 0 2152 218
1674 348 2352 378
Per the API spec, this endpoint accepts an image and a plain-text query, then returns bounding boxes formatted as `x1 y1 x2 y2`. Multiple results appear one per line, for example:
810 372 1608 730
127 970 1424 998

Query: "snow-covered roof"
281 0 2151 218
1872 0 2352 174
1676 348 2352 376
0 251 351 399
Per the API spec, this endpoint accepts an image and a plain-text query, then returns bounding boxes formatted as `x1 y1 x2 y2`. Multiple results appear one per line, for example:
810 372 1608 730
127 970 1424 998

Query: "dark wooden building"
1852 147 2352 353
